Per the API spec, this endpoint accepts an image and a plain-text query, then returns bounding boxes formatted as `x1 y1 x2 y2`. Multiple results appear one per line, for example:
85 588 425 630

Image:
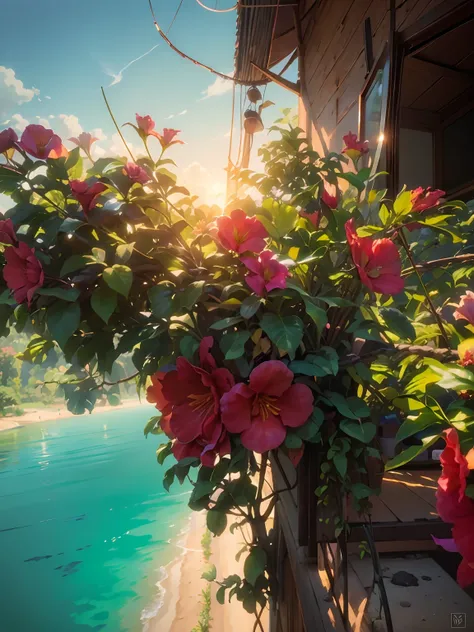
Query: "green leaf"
115 242 134 264
340 419 376 443
46 302 81 348
303 299 327 336
260 313 303 358
285 433 303 449
91 247 106 263
157 442 173 465
393 190 412 217
179 335 199 360
351 483 373 499
333 453 347 478
240 295 262 319
395 410 441 443
0 165 23 194
37 287 80 302
380 307 416 341
207 510 227 536
337 172 365 192
144 415 163 437
216 586 226 605
148 285 173 319
210 316 243 330
173 281 205 311
324 393 370 419
385 434 440 470
432 365 474 391
65 147 83 180
220 331 251 360
191 481 215 502
202 564 217 582
103 265 133 298
60 254 90 277
244 547 267 586
295 408 324 441
91 285 117 324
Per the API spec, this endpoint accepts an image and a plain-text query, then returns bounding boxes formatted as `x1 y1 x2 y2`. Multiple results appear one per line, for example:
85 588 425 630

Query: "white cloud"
49 115 55 119
165 109 188 120
58 114 83 138
0 66 40 116
104 43 160 87
11 113 30 132
200 74 233 100
45 96 52 100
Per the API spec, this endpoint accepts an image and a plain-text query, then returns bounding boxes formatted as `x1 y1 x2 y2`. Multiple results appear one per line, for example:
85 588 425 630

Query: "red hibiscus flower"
157 128 184 150
410 187 445 213
0 128 18 154
345 218 404 295
342 131 369 161
220 361 313 453
0 218 17 245
241 250 290 296
322 187 338 209
123 162 150 185
19 124 67 159
216 209 268 254
69 132 98 158
458 339 474 368
3 242 44 305
435 429 474 587
70 180 107 213
150 337 234 466
300 209 321 228
146 372 174 438
454 291 474 325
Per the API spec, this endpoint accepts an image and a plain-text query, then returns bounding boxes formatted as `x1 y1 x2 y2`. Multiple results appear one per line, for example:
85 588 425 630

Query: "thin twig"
101 87 136 163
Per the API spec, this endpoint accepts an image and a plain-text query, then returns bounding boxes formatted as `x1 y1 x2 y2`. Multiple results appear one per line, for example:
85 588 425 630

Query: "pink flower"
135 114 159 138
70 180 107 214
3 241 44 305
410 187 445 213
342 131 369 161
454 291 474 325
0 128 18 154
150 337 234 466
146 372 174 439
0 219 17 245
322 187 338 209
123 162 150 185
458 339 474 368
216 209 267 254
241 250 290 297
69 132 98 157
436 429 474 588
221 361 313 453
345 218 404 294
157 128 184 150
19 124 67 160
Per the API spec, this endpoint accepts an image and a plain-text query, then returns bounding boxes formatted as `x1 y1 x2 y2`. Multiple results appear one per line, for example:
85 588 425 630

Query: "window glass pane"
443 108 474 192
361 58 390 176
399 128 433 190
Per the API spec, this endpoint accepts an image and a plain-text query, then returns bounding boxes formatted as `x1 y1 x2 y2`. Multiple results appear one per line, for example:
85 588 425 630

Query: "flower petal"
278 384 314 428
241 414 286 453
249 361 293 396
220 384 253 433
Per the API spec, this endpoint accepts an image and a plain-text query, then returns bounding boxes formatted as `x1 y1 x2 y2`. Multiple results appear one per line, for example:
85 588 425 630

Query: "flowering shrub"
1 111 474 618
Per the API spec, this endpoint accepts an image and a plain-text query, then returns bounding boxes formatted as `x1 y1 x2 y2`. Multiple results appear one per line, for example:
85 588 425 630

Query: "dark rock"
400 601 411 608
24 555 52 562
391 571 419 587
421 575 432 581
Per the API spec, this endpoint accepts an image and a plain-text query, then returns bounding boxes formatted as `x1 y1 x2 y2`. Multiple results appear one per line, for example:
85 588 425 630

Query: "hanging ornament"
244 110 264 134
247 86 262 104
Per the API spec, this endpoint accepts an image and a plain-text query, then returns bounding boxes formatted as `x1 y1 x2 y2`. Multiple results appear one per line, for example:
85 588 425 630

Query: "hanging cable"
148 0 245 84
167 0 186 34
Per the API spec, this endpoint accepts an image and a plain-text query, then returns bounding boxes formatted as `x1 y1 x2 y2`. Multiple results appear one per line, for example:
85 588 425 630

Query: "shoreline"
0 397 145 432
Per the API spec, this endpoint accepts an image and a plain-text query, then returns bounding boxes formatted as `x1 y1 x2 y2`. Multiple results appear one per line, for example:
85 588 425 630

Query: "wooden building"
233 1 474 630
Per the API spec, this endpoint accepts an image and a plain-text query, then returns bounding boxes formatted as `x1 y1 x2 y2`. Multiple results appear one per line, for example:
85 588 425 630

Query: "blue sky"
0 0 296 206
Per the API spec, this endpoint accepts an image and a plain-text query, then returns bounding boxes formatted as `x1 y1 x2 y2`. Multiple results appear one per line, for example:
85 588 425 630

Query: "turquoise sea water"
0 405 192 632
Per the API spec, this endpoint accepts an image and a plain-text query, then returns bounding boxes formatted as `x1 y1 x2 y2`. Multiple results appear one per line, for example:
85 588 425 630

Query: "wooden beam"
250 61 301 95
411 54 474 80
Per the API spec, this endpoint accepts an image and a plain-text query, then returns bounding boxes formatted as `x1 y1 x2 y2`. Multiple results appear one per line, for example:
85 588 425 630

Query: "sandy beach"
0 397 145 432
151 511 268 632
